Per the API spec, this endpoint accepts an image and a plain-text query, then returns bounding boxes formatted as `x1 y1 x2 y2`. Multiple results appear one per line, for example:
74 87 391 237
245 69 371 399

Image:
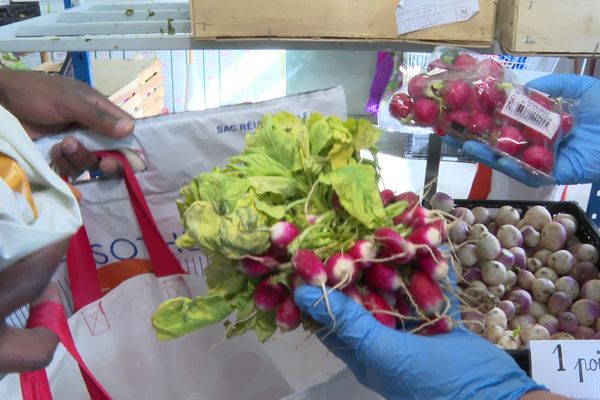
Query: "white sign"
395 0 480 36
530 340 600 399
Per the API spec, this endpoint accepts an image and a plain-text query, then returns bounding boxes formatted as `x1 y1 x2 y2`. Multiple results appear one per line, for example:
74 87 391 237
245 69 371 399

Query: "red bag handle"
68 150 185 311
19 301 111 400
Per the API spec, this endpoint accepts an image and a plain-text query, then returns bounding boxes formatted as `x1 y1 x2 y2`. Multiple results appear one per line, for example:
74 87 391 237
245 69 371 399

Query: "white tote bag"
7 150 297 399
0 87 355 399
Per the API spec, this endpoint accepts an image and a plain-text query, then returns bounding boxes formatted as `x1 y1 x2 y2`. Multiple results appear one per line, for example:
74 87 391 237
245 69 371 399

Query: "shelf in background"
0 1 497 52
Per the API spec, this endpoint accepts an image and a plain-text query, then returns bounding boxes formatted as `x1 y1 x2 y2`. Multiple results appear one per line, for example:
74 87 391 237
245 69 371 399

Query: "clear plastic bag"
386 46 577 179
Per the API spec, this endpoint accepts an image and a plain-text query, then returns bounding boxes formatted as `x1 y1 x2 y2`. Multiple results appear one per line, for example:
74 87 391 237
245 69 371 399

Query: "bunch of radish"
430 192 600 350
244 189 459 336
387 46 575 176
153 112 468 344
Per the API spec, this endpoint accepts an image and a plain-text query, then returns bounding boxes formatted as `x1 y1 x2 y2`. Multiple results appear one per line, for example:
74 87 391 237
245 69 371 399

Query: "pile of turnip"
431 192 600 350
387 46 575 176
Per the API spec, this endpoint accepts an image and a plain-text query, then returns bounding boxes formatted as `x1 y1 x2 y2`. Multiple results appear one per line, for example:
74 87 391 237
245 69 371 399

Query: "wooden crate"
92 59 165 118
190 0 497 47
496 0 600 55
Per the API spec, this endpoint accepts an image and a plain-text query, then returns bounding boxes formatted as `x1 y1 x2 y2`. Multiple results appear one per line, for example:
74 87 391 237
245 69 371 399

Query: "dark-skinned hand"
0 69 134 178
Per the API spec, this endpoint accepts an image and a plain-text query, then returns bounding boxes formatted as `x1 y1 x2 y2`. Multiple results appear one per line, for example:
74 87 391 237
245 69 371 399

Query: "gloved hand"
294 285 545 400
442 74 600 187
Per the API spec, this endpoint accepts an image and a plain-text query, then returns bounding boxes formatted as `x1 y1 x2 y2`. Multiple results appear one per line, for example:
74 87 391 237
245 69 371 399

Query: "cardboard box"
191 0 497 47
91 59 165 118
496 0 600 55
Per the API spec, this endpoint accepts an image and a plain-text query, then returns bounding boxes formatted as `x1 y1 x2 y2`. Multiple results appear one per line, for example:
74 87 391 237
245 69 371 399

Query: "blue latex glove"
294 284 545 400
442 74 600 187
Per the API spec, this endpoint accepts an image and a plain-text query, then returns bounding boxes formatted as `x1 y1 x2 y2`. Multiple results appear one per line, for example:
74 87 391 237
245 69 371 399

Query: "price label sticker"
500 89 561 140
530 340 600 399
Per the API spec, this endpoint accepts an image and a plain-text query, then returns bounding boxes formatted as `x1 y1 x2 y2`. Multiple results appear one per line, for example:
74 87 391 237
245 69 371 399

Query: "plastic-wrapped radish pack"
386 46 577 179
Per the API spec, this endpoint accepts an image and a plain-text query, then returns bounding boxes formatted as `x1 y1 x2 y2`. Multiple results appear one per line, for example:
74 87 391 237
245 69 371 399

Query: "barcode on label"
500 90 561 140
513 102 552 130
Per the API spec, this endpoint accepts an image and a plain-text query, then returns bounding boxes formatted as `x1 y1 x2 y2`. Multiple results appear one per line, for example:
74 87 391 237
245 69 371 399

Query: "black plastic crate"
0 2 40 26
453 199 600 375
404 133 474 162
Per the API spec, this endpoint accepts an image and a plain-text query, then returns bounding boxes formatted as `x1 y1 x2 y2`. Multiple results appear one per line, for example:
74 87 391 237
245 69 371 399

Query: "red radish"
454 53 477 69
363 291 396 328
409 203 432 221
408 226 442 248
449 110 472 129
417 247 449 280
408 75 430 100
389 93 413 119
476 80 507 114
410 206 434 227
395 191 420 207
276 296 301 331
475 59 504 81
374 227 416 264
522 145 554 173
380 189 395 206
468 111 494 136
364 262 403 292
394 209 414 226
342 284 364 305
522 125 552 145
420 316 453 335
529 91 556 111
561 114 574 135
254 277 287 312
497 113 521 128
413 98 440 126
442 81 472 110
271 222 300 250
495 125 527 155
468 87 487 113
239 255 279 277
430 219 448 242
395 290 411 316
393 210 411 226
409 270 445 315
292 249 327 287
348 239 378 268
324 253 359 287
292 249 336 328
